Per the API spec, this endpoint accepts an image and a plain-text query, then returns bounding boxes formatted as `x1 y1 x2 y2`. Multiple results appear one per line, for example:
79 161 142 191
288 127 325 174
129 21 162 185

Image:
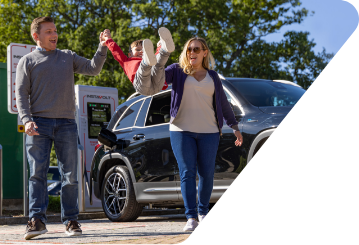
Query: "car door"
112 99 145 175
123 91 179 203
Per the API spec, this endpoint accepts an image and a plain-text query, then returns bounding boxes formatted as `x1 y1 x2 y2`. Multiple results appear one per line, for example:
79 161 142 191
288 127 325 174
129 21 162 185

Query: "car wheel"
101 165 142 222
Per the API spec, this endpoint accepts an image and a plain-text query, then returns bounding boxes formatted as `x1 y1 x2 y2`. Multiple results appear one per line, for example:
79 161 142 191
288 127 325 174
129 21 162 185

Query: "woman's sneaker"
183 219 198 232
142 39 156 66
65 220 82 236
158 27 175 53
24 218 48 240
198 214 206 222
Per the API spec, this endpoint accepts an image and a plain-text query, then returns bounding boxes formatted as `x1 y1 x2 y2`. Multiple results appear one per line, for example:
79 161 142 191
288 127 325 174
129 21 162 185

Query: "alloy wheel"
103 172 127 216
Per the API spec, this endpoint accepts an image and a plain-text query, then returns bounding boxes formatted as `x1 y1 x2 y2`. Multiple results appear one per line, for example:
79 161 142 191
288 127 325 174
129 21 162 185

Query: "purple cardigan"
165 63 239 134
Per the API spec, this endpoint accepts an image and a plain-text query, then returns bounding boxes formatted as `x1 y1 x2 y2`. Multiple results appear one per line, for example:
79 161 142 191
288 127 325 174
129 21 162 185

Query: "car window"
231 80 305 107
135 98 151 127
107 104 128 130
224 89 242 116
145 92 171 126
115 100 143 130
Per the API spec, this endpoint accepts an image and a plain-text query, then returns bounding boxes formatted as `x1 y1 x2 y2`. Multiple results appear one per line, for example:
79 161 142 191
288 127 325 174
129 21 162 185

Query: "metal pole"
23 134 28 216
0 144 3 216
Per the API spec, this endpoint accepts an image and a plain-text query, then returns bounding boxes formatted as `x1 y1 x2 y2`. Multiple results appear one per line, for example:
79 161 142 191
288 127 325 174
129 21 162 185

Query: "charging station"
75 85 118 212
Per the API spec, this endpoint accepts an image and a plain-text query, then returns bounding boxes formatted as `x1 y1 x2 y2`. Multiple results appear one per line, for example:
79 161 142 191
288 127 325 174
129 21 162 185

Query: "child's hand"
157 41 161 47
103 29 111 39
100 29 111 46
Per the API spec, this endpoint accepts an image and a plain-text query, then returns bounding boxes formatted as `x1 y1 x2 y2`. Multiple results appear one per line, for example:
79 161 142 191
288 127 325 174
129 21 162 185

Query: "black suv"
90 77 306 221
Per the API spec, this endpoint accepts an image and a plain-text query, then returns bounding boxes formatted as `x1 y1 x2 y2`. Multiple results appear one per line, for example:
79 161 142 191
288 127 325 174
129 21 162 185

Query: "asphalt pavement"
0 214 191 244
0 214 359 245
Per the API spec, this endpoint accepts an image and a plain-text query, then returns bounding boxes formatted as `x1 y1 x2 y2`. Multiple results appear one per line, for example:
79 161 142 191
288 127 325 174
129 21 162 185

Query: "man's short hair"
30 17 55 43
129 40 143 53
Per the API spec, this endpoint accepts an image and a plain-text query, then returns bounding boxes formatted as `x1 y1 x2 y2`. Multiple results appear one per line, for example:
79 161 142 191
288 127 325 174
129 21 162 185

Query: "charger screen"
87 103 111 139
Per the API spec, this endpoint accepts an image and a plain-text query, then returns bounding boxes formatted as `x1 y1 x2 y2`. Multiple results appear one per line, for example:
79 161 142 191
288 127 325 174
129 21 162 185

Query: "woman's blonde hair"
179 37 215 75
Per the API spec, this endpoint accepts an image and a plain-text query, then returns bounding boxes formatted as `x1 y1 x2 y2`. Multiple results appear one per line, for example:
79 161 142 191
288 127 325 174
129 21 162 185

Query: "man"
15 16 108 240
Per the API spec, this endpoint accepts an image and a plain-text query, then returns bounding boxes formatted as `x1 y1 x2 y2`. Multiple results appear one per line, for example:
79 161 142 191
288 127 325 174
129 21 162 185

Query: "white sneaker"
198 214 206 222
142 39 156 66
158 27 175 53
183 219 198 232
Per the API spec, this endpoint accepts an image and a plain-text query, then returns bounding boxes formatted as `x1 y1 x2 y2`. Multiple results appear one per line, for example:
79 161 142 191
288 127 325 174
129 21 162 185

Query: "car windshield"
230 80 305 107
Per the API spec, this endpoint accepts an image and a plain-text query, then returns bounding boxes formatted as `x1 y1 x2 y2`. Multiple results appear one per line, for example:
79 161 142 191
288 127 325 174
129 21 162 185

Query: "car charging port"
98 128 129 151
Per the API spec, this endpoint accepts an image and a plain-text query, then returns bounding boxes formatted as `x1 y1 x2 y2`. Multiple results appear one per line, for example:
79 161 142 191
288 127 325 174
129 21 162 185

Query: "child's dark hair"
128 40 143 53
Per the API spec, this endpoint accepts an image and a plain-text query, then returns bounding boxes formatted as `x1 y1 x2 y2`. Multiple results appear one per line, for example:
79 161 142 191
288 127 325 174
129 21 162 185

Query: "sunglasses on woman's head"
187 47 205 54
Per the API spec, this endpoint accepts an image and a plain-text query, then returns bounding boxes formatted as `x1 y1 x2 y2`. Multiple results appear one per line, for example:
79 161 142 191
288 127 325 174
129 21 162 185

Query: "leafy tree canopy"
1 0 333 100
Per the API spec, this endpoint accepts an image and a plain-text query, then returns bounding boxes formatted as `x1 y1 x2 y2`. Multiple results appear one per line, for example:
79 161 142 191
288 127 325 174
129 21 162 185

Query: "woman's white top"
170 72 219 133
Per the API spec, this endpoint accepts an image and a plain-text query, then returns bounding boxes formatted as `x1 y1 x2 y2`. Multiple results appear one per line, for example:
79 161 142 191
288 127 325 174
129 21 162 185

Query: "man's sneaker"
65 220 82 236
24 217 48 240
142 39 156 66
183 219 198 232
198 214 206 222
158 27 175 53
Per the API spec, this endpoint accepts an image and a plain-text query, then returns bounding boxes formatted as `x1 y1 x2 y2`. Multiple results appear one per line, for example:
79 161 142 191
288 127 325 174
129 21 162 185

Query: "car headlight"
47 182 59 192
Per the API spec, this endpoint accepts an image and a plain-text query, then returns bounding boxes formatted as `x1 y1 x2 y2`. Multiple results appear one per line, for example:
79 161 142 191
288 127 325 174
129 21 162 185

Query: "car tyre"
101 165 142 222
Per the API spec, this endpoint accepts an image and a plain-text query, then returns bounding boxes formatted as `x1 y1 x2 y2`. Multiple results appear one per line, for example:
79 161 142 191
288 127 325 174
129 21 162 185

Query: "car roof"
224 77 302 88
126 86 173 102
126 76 302 102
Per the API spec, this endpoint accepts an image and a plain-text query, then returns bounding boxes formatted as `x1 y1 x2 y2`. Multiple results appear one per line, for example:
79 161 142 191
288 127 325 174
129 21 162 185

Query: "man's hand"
234 131 243 147
25 121 39 136
99 32 106 46
100 29 111 46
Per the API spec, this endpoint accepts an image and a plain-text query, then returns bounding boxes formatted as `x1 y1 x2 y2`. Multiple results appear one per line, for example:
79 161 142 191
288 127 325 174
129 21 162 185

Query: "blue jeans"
26 117 79 225
170 131 220 219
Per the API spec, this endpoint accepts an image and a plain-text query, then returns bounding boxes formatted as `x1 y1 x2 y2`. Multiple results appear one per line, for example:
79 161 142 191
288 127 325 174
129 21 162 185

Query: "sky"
263 0 358 56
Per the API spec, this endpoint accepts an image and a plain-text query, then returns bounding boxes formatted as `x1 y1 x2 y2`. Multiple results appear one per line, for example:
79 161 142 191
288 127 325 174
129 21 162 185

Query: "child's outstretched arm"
102 30 129 69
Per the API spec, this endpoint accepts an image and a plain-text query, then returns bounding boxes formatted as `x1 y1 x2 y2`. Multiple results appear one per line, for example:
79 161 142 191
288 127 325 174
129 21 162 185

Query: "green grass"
48 195 61 213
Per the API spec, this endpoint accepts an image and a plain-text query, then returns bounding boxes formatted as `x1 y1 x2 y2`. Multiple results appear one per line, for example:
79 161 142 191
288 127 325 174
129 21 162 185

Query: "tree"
278 31 334 89
133 0 333 89
1 0 333 96
1 0 137 103
1 0 333 166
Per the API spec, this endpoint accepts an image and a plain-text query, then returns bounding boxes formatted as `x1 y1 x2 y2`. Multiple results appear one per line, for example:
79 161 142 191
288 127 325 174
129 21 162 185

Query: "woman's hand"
234 131 243 147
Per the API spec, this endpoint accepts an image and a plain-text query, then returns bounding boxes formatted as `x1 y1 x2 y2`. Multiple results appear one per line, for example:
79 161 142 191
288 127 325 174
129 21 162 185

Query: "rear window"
115 100 143 130
107 104 129 130
231 80 305 107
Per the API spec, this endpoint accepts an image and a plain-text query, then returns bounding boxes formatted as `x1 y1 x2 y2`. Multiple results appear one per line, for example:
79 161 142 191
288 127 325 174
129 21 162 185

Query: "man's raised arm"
72 31 108 76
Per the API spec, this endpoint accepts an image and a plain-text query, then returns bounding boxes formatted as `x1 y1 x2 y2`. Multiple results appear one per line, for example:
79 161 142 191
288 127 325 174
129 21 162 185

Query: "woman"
140 36 243 231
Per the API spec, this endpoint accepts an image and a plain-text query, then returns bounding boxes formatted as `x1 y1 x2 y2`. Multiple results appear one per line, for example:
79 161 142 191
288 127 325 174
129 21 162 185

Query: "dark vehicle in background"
90 76 306 222
47 166 61 196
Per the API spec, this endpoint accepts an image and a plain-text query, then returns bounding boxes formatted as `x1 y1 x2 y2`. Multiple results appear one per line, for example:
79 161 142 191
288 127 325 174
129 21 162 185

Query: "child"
102 27 174 94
